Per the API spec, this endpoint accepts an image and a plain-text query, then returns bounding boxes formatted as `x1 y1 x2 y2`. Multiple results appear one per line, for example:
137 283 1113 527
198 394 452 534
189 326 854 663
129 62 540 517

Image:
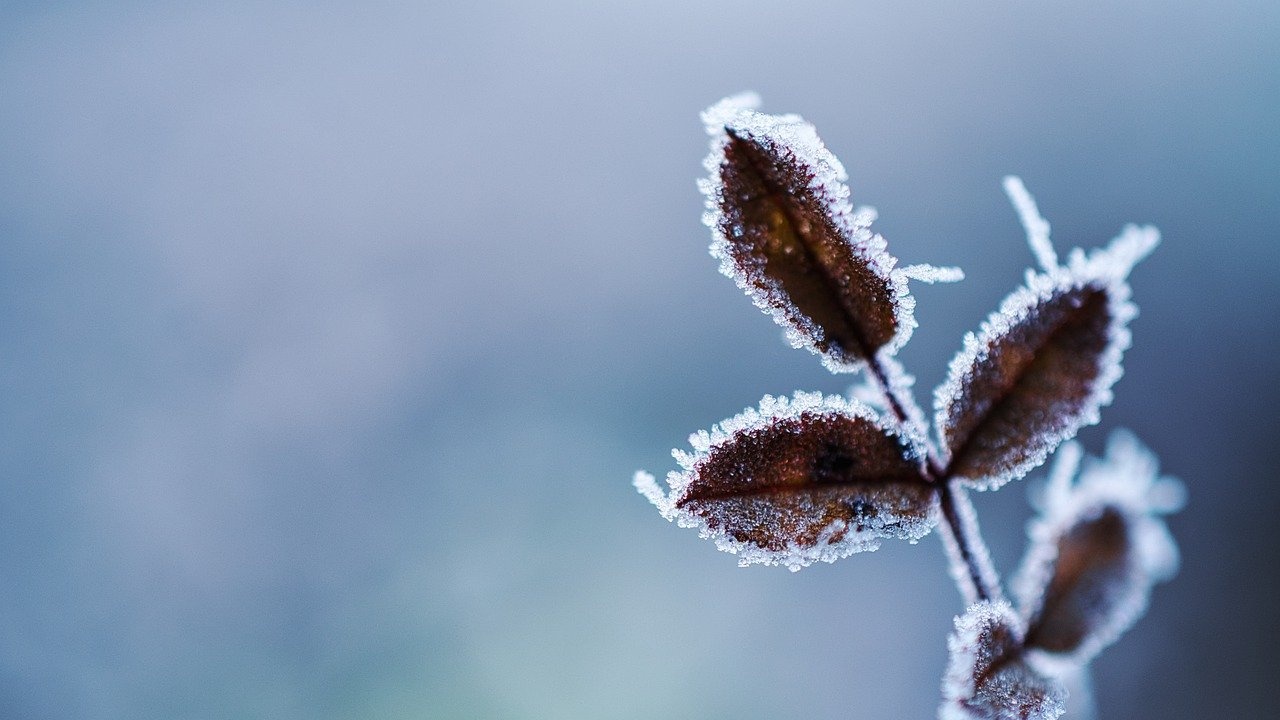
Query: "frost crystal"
634 392 937 571
934 178 1159 491
1002 176 1057 273
940 601 1066 720
902 264 966 284
1014 431 1182 667
699 94 958 373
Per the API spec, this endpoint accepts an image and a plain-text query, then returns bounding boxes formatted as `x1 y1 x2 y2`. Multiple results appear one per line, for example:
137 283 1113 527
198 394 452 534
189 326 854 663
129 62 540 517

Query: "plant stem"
865 352 1003 604
864 352 914 431
937 482 1002 605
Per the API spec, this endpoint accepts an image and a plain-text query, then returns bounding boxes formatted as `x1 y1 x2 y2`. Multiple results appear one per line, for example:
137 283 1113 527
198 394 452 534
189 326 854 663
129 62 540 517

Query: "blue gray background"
2 2 1277 718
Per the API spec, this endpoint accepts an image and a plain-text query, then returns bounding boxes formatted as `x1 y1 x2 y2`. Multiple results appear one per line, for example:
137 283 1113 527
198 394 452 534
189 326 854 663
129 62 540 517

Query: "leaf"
1014 432 1182 666
699 94 946 373
934 192 1159 489
1026 507 1134 658
634 392 936 570
940 601 1066 720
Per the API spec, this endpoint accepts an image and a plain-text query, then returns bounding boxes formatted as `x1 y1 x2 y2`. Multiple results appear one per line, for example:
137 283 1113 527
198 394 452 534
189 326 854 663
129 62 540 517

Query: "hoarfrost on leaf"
1013 431 1182 667
933 180 1159 491
699 93 957 373
633 392 938 570
940 600 1066 720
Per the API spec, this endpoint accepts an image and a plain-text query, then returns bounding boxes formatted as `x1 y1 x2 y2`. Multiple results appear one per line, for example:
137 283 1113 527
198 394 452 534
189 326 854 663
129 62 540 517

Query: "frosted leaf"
634 392 937 571
934 181 1159 490
701 94 949 372
1013 431 1181 667
940 601 1066 720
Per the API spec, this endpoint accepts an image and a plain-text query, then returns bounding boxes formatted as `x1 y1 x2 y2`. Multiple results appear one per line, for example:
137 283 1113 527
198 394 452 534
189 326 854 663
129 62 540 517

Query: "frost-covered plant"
634 93 1183 719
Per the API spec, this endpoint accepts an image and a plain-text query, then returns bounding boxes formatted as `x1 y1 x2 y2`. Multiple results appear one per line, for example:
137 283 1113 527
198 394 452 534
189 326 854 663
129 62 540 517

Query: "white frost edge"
940 600 1066 720
941 600 1021 714
633 390 935 571
700 93 947 373
1012 430 1183 670
933 179 1160 491
1053 665 1097 720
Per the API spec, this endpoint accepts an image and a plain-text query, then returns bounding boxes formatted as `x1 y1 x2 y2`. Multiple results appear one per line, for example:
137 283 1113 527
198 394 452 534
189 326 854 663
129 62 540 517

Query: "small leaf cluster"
942 436 1181 719
634 94 1182 719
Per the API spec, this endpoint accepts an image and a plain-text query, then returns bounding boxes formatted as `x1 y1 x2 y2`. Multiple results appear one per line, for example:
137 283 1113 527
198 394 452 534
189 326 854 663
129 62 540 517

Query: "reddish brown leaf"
1025 508 1132 655
937 281 1111 488
941 601 1066 720
1015 433 1181 664
634 393 935 570
700 96 915 373
934 222 1157 490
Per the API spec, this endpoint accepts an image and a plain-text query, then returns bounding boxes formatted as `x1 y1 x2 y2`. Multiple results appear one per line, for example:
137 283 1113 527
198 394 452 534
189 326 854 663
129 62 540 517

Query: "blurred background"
1 1 1276 718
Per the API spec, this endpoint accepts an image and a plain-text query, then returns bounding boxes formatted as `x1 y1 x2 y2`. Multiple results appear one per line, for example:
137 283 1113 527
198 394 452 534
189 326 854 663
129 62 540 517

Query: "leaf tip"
1090 224 1160 279
701 91 762 133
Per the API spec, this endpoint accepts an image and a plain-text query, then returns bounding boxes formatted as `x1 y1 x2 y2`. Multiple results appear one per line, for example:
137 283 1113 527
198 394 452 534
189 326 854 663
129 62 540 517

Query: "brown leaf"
1025 508 1132 655
700 95 914 372
634 393 935 570
1015 433 1181 664
941 601 1066 720
934 223 1157 490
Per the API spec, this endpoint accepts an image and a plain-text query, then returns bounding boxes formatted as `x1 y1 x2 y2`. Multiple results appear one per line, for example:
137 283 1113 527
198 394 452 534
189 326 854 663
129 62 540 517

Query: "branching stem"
864 352 1003 604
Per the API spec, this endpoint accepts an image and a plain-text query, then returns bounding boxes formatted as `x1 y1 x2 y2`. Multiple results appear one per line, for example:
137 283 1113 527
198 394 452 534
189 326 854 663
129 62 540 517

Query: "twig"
865 352 1003 603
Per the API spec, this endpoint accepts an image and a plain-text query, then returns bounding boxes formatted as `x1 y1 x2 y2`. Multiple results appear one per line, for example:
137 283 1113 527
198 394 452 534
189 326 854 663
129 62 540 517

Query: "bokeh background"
2 1 1277 718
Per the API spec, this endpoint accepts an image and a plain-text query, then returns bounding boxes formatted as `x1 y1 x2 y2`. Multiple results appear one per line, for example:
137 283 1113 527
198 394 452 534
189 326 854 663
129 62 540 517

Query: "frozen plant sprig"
634 95 1183 719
